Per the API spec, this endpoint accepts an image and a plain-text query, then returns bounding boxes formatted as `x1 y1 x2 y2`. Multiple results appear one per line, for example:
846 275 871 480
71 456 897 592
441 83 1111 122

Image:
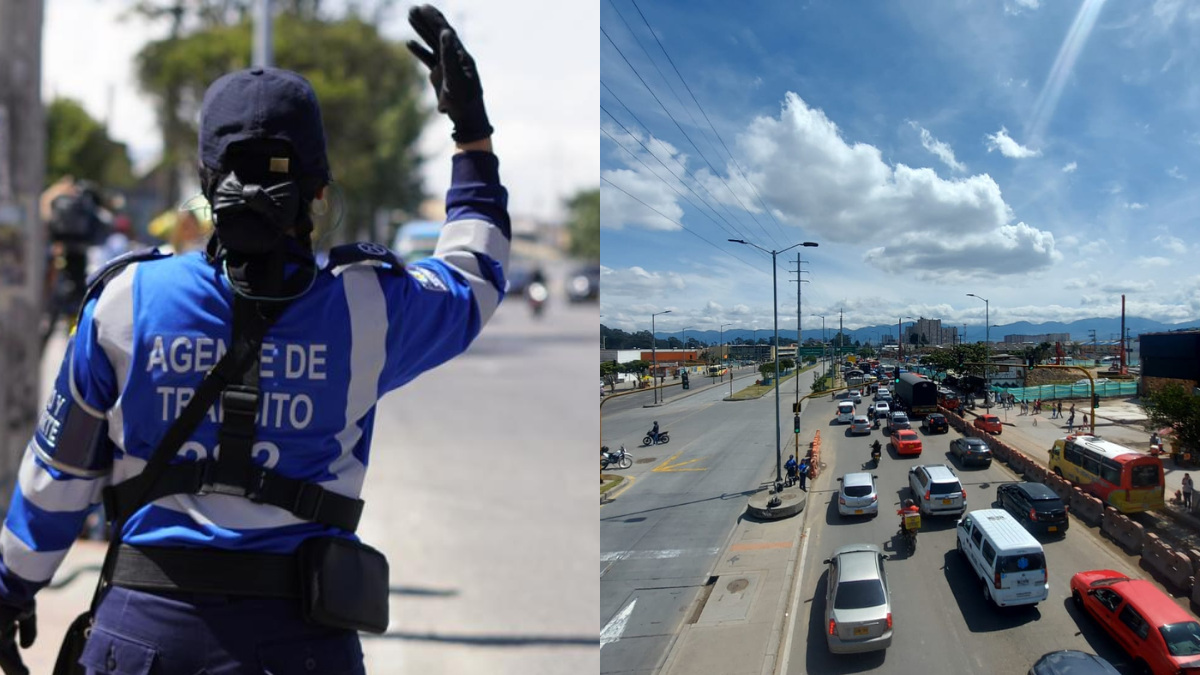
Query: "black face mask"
210 171 300 255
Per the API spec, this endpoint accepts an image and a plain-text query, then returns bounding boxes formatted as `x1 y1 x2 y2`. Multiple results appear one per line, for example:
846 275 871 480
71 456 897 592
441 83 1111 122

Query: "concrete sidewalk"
657 468 813 675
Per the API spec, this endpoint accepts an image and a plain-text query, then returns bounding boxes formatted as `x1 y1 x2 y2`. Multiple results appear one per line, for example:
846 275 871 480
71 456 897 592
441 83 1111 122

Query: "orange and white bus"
1048 435 1165 513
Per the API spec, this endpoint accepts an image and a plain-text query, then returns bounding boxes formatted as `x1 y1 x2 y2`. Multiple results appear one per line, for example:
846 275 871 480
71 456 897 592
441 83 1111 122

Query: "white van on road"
837 401 856 424
956 509 1048 608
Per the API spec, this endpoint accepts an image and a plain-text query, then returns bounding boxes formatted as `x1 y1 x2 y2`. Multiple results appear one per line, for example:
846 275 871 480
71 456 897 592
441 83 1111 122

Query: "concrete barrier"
1047 474 1075 503
1026 463 1048 484
1184 548 1200 577
1070 488 1104 526
1101 508 1145 554
1142 533 1195 593
1009 452 1026 475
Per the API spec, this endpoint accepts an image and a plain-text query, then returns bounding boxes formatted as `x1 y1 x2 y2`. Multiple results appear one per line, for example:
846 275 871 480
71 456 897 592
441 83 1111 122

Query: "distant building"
1003 333 1071 345
906 317 949 346
1139 330 1200 397
601 349 646 364
941 327 958 345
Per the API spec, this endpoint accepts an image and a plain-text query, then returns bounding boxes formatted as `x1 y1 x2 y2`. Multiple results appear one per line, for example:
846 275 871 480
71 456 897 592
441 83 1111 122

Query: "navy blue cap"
198 67 331 182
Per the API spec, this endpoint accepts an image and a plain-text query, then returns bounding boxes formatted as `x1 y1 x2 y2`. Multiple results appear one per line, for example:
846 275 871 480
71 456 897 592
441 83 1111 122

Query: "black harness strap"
110 545 299 598
110 461 363 532
106 295 365 533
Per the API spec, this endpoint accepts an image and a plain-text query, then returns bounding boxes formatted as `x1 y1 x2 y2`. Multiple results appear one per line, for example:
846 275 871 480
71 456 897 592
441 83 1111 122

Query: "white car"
848 389 862 403
873 402 890 419
838 472 880 517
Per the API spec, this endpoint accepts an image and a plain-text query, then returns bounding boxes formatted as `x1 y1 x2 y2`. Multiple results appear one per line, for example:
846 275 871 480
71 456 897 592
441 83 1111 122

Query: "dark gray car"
950 437 992 467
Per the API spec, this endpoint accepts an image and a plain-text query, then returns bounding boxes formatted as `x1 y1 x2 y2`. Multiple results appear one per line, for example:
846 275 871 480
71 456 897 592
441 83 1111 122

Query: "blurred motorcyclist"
649 421 660 444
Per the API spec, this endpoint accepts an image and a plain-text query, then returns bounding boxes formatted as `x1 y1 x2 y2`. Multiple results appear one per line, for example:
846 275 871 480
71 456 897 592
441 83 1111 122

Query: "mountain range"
647 317 1200 345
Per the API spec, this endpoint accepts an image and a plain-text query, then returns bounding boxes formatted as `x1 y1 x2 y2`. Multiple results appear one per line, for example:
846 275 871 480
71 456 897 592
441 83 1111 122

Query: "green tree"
1144 383 1200 454
759 363 776 380
619 359 649 374
135 12 429 240
780 358 795 371
45 98 135 188
565 189 599 260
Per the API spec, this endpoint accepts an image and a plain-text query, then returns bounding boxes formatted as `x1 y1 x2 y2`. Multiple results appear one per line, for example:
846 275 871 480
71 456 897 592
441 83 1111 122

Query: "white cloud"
1154 234 1188 254
599 266 686 297
907 121 967 172
1136 256 1172 266
1168 166 1187 181
600 124 688 231
1099 279 1157 293
1062 161 1078 173
1080 239 1112 256
1124 202 1147 210
985 127 1042 158
1105 183 1123 195
719 93 1058 278
1059 234 1080 248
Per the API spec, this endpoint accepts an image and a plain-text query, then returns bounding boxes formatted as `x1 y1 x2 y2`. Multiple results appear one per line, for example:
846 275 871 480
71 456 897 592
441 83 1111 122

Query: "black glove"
0 603 35 675
406 4 494 143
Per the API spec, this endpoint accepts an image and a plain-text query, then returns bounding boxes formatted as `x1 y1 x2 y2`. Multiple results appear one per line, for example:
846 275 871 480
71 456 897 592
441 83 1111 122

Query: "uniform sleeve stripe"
330 269 386 484
4 489 91 552
435 251 501 325
18 448 106 513
0 527 70 583
434 219 510 271
92 261 139 399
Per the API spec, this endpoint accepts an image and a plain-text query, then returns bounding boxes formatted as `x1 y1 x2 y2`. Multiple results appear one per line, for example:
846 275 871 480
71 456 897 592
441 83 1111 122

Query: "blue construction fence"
901 366 1138 401
988 381 1138 401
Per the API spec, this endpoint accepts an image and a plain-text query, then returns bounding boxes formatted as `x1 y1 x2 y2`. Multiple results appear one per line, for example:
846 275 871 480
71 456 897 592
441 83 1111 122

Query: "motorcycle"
527 281 548 318
643 431 670 446
602 445 633 470
897 510 920 553
870 447 882 468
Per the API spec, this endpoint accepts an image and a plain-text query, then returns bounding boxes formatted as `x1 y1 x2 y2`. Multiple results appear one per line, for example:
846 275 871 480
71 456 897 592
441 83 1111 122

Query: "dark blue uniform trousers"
78 586 365 674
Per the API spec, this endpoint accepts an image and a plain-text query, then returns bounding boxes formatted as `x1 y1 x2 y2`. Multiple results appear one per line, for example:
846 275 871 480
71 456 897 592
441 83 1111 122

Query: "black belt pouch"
298 537 390 634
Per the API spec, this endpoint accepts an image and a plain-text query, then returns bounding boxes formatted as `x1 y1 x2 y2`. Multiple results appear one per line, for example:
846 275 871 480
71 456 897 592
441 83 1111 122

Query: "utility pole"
1088 329 1098 368
253 0 275 68
790 253 810 408
0 0 47 509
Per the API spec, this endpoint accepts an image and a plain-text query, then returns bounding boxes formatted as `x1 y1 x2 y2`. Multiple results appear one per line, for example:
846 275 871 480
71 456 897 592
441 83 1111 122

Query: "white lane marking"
600 547 721 562
778 527 811 675
600 598 637 650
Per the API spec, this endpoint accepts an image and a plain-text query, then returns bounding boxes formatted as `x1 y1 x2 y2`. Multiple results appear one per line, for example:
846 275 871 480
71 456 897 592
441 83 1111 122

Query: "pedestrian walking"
1184 474 1195 510
0 7 508 673
798 457 810 491
1070 403 1076 417
1083 413 1089 428
1067 414 1075 432
1057 400 1063 418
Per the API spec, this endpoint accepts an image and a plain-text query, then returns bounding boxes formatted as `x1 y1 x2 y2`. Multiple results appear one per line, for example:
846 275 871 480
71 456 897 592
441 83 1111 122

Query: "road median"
727 364 818 401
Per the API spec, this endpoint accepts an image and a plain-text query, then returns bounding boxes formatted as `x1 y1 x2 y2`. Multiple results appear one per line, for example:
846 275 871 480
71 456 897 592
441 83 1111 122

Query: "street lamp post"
816 315 827 380
730 238 819 483
967 294 990 405
720 322 732 389
652 310 672 405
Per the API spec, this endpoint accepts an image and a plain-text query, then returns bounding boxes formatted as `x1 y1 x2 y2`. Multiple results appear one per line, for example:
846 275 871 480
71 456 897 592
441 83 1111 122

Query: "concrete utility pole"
253 0 275 67
790 252 809 407
0 0 47 510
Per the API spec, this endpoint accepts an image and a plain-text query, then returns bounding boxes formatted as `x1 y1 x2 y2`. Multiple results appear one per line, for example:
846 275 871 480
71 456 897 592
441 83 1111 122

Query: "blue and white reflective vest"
0 152 509 605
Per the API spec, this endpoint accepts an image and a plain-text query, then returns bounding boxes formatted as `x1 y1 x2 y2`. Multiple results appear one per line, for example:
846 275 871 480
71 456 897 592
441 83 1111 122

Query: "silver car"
888 411 911 431
850 415 872 435
873 401 890 419
837 472 879 517
823 544 893 653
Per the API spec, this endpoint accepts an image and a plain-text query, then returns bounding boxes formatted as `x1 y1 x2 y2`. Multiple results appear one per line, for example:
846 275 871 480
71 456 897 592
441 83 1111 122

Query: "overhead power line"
629 0 795 248
601 100 767 260
601 176 769 278
600 26 784 260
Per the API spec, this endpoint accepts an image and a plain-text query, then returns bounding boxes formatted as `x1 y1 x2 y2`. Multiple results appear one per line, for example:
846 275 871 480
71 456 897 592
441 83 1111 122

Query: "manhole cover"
637 458 656 464
726 578 749 594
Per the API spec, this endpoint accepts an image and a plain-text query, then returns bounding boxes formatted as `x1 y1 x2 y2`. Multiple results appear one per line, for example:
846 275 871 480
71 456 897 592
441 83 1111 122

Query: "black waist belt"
106 460 364 533
110 545 299 598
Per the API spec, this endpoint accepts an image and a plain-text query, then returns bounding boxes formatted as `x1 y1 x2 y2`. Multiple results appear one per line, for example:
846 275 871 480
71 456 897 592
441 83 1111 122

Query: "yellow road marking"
600 474 637 507
653 450 708 472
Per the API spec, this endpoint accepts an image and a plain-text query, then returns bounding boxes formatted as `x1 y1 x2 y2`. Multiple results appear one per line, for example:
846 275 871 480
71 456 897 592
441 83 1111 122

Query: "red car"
890 429 922 456
1070 569 1200 674
974 414 1003 435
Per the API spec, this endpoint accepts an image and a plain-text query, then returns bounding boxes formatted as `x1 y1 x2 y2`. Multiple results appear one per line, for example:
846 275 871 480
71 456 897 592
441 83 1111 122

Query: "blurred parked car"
567 264 599 302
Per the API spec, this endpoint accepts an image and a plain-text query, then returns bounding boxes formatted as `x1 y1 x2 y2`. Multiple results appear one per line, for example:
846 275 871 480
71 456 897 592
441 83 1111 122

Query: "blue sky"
600 0 1200 338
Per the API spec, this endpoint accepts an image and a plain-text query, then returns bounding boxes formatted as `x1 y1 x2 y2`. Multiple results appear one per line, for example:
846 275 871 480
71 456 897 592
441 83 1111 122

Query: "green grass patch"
729 363 818 400
600 475 625 493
